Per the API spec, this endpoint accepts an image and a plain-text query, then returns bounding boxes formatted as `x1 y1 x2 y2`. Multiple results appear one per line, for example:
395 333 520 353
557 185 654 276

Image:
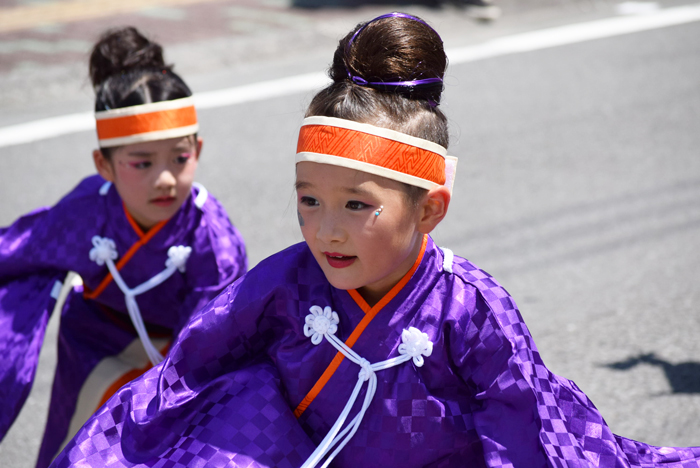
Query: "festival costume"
50 116 700 467
49 237 700 468
0 95 248 467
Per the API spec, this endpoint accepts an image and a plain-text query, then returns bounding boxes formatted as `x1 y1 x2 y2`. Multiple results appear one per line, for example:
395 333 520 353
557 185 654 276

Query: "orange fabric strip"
124 203 146 239
347 289 370 314
96 342 171 410
293 235 428 418
297 125 446 185
96 106 197 140
83 205 167 300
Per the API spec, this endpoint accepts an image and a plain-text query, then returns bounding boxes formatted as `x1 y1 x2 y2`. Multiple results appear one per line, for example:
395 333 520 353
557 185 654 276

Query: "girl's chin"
322 272 363 292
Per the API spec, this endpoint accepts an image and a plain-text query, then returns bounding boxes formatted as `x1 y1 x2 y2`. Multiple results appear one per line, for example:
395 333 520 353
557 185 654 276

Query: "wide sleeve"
0 178 101 442
0 271 64 442
451 278 700 467
0 207 55 281
49 267 316 467
0 177 101 283
0 206 71 441
448 285 551 467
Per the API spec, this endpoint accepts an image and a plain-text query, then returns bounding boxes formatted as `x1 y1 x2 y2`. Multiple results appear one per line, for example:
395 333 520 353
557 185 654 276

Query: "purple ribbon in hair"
345 12 444 106
346 12 442 49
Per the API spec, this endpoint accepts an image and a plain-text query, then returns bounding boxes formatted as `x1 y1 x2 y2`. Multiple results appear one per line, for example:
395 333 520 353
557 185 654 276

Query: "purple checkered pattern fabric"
52 237 700 467
0 175 247 467
60 361 311 468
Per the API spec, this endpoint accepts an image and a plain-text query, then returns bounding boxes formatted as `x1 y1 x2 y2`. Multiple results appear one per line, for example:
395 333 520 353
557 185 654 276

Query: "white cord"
301 306 432 468
89 236 191 366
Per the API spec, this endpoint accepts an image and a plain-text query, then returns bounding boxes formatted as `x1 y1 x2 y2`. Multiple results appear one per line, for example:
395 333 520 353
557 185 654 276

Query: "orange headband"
296 116 457 191
95 97 198 148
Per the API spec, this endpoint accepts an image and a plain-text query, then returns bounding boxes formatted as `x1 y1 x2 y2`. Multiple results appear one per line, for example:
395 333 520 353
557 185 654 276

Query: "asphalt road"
1 0 699 465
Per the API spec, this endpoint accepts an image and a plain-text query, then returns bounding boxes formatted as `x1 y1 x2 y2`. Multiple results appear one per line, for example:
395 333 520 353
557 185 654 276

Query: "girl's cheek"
115 164 145 183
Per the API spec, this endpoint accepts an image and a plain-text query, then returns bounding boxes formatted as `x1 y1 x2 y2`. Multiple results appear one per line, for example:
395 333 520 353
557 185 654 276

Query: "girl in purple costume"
52 14 699 468
0 27 247 467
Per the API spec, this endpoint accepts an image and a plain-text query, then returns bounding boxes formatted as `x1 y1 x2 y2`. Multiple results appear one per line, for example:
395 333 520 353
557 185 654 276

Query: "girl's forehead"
115 135 196 155
296 162 401 192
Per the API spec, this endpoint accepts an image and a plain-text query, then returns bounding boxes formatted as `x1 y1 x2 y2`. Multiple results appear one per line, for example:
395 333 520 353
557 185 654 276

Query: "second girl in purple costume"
0 27 247 466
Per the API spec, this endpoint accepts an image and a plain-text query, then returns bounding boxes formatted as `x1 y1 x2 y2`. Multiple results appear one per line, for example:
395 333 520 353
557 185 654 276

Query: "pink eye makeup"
127 160 151 169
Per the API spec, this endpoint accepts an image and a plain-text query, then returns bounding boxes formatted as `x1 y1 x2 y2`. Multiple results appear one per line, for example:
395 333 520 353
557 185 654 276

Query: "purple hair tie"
345 12 444 105
346 12 442 51
351 76 368 86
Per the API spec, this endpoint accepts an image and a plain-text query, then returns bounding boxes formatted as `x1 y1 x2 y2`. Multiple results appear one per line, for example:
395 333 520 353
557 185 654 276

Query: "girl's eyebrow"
127 151 154 157
343 186 372 197
171 145 192 152
295 181 372 197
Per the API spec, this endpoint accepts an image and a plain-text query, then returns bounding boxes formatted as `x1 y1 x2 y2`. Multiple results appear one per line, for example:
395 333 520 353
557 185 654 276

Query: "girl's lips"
150 196 176 207
324 252 356 269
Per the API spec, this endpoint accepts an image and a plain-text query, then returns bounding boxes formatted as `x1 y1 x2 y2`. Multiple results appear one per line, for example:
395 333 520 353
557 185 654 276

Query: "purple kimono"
51 236 700 467
0 175 247 467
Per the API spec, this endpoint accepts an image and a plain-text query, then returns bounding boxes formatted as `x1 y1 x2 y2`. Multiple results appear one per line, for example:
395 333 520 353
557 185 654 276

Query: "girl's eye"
299 196 318 207
346 200 369 211
128 161 151 169
176 153 192 164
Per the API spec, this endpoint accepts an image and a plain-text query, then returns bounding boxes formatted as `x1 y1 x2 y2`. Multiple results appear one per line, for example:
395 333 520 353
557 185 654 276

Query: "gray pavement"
1 0 700 465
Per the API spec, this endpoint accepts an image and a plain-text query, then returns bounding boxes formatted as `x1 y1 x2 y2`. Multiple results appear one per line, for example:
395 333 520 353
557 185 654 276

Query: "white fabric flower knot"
166 245 192 272
304 305 339 345
398 327 433 367
89 236 118 265
358 358 374 382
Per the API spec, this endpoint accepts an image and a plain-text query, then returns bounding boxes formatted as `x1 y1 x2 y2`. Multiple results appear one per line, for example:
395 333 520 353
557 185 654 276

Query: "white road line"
1 3 699 149
448 3 700 63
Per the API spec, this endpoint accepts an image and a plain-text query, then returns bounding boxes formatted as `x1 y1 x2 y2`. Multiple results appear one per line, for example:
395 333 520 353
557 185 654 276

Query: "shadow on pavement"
603 353 700 394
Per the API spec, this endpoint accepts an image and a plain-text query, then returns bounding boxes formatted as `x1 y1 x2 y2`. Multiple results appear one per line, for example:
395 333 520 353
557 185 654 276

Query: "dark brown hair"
90 27 193 111
90 27 195 157
306 14 448 205
306 15 448 146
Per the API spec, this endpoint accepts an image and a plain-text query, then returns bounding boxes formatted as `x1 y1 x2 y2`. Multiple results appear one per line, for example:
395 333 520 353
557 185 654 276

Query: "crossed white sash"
300 305 434 468
89 236 191 365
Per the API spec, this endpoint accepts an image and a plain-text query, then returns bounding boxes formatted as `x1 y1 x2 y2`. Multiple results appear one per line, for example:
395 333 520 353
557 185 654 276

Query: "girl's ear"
416 186 451 234
195 136 203 160
93 149 114 182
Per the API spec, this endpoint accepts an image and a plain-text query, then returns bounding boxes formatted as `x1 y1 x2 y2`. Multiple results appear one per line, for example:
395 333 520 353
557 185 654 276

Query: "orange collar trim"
296 116 447 190
123 202 147 239
95 97 198 148
294 234 428 418
83 204 167 301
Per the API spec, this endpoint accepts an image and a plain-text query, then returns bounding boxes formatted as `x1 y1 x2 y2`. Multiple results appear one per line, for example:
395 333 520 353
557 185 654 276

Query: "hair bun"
89 27 169 89
330 13 446 104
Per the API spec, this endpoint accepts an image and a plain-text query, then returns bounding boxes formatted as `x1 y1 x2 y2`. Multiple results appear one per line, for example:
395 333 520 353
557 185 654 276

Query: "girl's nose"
316 212 345 244
155 169 176 189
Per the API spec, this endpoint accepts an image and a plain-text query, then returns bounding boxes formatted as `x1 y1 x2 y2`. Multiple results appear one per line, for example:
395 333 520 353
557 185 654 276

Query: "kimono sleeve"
448 285 550 467
0 205 81 440
0 207 55 281
451 279 700 467
0 272 63 441
0 177 100 282
50 261 317 467
0 177 101 441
